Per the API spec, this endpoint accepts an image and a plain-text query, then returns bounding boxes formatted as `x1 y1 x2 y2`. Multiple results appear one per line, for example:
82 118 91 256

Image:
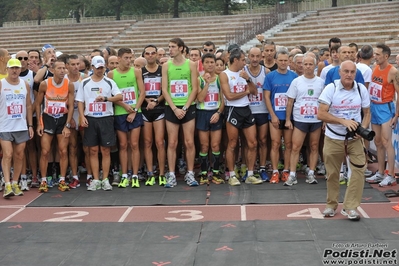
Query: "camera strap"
344 137 366 169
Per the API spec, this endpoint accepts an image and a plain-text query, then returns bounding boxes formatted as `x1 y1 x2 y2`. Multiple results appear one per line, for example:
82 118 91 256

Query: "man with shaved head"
243 47 270 182
318 60 371 221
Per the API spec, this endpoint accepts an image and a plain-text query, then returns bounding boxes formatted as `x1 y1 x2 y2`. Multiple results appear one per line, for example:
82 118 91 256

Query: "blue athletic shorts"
114 113 144 132
371 102 395 125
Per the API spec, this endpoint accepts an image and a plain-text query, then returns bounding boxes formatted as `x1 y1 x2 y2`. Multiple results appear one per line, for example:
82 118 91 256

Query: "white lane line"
357 206 370 218
0 207 25 223
118 206 133 222
240 205 247 221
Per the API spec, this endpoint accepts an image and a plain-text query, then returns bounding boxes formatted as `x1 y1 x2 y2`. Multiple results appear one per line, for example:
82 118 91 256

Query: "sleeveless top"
43 77 69 118
369 64 395 103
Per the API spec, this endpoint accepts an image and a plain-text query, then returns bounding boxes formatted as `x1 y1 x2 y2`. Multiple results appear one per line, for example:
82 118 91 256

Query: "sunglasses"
203 49 214 53
145 51 156 56
18 57 28 61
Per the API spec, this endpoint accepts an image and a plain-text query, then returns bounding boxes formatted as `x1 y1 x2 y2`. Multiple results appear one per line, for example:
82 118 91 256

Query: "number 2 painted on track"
165 210 204 221
44 211 89 222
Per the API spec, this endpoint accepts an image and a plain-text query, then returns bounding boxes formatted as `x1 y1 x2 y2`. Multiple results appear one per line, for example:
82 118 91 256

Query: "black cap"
227 44 240 53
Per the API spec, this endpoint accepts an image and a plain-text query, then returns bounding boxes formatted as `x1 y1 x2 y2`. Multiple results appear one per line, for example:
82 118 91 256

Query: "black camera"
346 122 375 141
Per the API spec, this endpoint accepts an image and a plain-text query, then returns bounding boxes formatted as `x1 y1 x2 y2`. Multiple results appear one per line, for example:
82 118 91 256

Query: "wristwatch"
65 123 71 129
134 108 138 112
246 78 252 83
153 99 158 103
182 106 188 111
104 96 108 102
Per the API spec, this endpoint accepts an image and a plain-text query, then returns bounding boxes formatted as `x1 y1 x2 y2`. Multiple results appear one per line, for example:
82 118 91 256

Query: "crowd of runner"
0 36 398 218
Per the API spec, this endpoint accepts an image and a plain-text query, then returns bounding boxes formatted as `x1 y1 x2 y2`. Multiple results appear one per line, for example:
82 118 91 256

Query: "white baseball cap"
91 55 105 68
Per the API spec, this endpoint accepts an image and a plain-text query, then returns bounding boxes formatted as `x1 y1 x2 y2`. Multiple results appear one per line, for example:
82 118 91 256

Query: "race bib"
46 101 66 116
369 82 382 102
274 93 287 111
7 100 23 120
170 80 188 98
144 77 161 96
233 83 246 93
300 105 318 116
122 87 136 105
88 99 106 117
249 89 263 106
204 92 219 108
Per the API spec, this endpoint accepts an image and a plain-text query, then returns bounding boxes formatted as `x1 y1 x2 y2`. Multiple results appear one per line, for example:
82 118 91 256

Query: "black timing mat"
27 176 388 207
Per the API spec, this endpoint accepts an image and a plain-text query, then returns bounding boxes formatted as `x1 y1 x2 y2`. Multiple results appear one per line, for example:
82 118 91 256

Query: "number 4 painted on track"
287 208 324 219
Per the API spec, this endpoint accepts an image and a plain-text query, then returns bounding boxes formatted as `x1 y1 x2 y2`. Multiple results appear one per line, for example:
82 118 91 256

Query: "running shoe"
11 183 23 196
164 172 177 188
199 173 209 185
38 181 48 193
281 171 289 182
228 175 241 186
27 173 32 186
245 175 263 185
102 178 112 191
306 173 318 184
339 172 346 185
212 172 224 184
69 178 80 189
145 176 156 186
270 172 280 184
58 180 70 192
118 177 130 188
365 172 384 184
322 208 336 217
158 175 166 186
364 169 373 177
317 162 326 175
178 159 187 175
3 184 14 198
184 172 199 187
0 175 4 192
241 171 248 182
379 175 397 187
284 174 297 186
86 177 93 187
131 177 140 188
47 176 53 188
259 170 270 182
240 165 247 177
112 171 120 186
341 209 360 221
87 179 101 191
20 179 29 191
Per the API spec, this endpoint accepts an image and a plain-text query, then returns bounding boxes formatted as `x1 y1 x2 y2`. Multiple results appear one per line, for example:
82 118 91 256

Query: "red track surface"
1 183 398 223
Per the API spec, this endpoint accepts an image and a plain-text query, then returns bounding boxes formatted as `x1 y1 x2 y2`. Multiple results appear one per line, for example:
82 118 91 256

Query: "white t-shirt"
0 78 28 132
356 62 372 84
320 64 335 82
318 80 370 140
76 76 121 117
223 69 250 107
286 75 324 123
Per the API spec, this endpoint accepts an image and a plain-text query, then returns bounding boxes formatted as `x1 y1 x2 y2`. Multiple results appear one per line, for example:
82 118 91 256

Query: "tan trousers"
323 136 366 210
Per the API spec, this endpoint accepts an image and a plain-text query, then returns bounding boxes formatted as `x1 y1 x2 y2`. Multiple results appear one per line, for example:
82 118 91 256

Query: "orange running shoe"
281 171 289 182
270 172 280 184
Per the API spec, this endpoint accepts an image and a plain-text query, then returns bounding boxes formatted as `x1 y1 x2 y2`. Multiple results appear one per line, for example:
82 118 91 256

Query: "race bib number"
170 80 188 98
122 87 136 105
47 101 66 116
144 77 161 96
249 89 263 106
7 100 23 119
204 92 219 108
274 93 287 111
88 102 106 116
369 82 382 102
300 105 317 116
233 83 246 93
